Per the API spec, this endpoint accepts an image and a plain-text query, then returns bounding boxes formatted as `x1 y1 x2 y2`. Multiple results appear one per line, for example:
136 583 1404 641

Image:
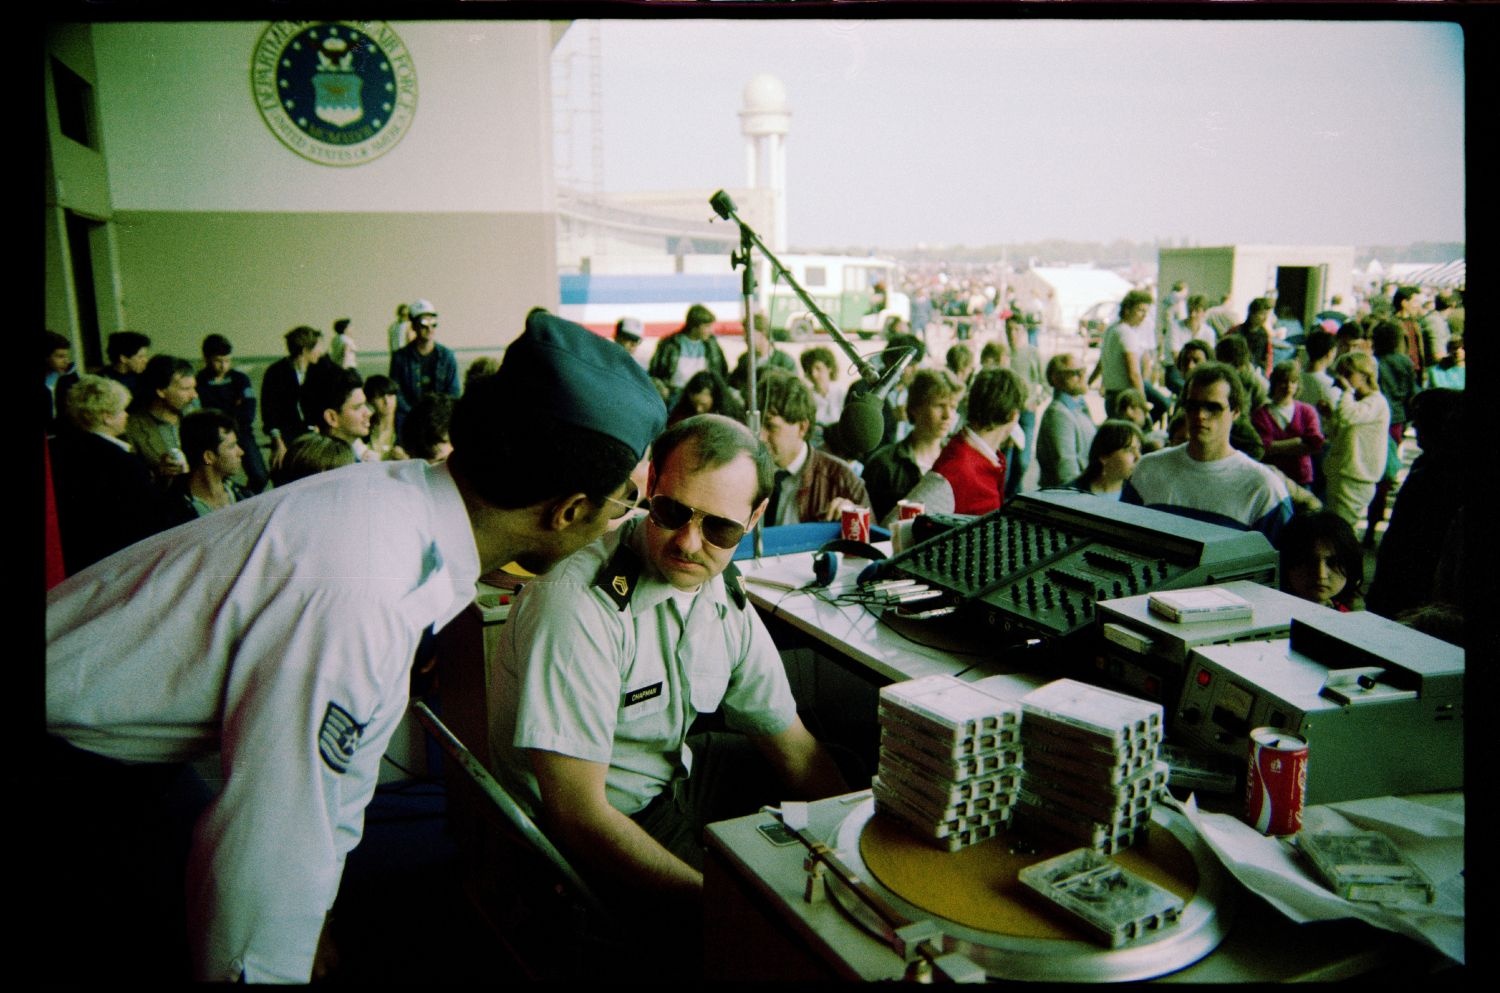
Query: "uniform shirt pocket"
687 653 731 715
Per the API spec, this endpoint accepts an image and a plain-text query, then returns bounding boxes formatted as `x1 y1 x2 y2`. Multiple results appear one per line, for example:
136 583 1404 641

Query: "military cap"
495 309 665 458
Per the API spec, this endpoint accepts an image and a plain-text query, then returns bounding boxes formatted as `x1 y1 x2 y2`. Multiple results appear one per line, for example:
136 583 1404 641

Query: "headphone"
811 539 888 588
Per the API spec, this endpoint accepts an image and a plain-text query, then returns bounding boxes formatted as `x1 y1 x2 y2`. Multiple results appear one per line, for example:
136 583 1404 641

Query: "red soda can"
840 505 872 543
1245 727 1308 836
897 499 925 521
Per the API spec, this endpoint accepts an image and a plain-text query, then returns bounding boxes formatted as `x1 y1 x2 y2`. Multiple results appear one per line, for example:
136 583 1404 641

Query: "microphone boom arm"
710 190 883 388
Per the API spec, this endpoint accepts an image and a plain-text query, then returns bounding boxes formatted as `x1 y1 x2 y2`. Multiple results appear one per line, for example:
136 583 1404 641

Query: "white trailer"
1157 245 1355 330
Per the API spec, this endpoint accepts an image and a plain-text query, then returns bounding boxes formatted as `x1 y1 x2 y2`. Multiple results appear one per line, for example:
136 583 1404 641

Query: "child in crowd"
270 432 356 488
946 343 975 385
1368 320 1419 545
799 346 846 434
402 394 456 463
1279 511 1363 610
1322 352 1390 528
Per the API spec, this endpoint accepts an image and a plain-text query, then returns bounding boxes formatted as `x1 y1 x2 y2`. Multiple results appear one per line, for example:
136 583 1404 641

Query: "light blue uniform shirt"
489 517 797 816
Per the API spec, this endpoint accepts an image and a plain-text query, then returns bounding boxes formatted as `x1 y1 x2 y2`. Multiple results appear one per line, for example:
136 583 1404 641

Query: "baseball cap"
614 317 643 342
409 299 438 319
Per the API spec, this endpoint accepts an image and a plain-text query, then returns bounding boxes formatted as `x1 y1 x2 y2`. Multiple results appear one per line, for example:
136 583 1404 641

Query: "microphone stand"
735 222 760 437
710 190 883 391
710 189 894 562
728 217 766 559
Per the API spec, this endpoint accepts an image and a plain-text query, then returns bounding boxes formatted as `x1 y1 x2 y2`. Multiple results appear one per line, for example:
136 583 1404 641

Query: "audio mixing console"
880 490 1277 642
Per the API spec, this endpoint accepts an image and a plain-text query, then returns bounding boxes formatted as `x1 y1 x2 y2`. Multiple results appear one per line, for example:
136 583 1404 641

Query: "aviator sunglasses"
647 494 752 549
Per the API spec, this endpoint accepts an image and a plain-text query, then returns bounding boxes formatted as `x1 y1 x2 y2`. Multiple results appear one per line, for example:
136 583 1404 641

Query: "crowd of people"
42 280 1465 982
43 300 481 577
44 280 1465 608
627 284 1463 631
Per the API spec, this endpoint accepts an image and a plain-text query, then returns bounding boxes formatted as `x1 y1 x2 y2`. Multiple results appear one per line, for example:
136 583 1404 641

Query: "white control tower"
739 73 790 252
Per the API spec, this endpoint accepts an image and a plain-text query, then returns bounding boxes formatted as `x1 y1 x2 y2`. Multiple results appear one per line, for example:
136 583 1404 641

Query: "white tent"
1030 266 1136 332
1382 260 1465 289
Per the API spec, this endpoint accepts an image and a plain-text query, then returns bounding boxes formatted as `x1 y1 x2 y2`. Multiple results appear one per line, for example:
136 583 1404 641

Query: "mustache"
665 543 713 569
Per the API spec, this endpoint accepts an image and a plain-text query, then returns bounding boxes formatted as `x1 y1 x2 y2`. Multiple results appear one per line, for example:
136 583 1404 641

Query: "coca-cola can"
1245 727 1308 836
896 499 925 521
840 505 872 544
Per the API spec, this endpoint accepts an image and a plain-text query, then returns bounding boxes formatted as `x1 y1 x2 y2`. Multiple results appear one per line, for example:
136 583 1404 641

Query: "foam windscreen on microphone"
837 391 888 461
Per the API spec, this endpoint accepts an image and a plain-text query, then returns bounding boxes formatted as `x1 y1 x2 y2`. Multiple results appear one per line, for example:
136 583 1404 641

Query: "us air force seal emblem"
252 21 416 166
318 701 366 774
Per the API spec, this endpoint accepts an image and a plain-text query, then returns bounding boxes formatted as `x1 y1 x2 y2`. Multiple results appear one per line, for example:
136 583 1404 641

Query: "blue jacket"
389 342 460 423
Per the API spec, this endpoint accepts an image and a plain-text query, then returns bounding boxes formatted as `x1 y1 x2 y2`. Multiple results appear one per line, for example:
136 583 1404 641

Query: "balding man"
489 414 848 924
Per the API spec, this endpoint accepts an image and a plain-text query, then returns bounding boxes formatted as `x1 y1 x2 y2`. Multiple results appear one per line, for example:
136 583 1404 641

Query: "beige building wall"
47 20 567 365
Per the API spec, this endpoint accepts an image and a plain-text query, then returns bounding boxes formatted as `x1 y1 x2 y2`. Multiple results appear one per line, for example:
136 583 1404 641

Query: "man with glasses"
1122 361 1292 544
389 297 460 433
46 310 665 984
488 413 849 929
1036 353 1097 488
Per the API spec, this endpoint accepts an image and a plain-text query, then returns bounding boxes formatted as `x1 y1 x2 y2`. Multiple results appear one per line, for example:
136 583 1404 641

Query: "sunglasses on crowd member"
647 494 752 549
1181 398 1228 417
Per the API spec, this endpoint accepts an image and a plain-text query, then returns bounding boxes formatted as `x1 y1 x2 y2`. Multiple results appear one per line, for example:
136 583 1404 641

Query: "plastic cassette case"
873 771 1017 823
879 704 1022 758
1021 679 1163 744
1295 829 1436 906
1023 768 1159 824
879 726 1016 780
1018 847 1185 948
877 747 1024 808
1024 707 1162 756
879 675 1022 740
1016 790 1152 855
873 781 1012 852
1023 719 1161 765
1023 739 1156 787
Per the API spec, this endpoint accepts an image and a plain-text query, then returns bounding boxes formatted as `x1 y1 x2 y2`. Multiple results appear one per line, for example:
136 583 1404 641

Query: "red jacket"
933 431 1007 516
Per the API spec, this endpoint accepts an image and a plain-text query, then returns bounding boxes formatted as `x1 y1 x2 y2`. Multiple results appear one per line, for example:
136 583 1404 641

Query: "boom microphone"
836 345 918 461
